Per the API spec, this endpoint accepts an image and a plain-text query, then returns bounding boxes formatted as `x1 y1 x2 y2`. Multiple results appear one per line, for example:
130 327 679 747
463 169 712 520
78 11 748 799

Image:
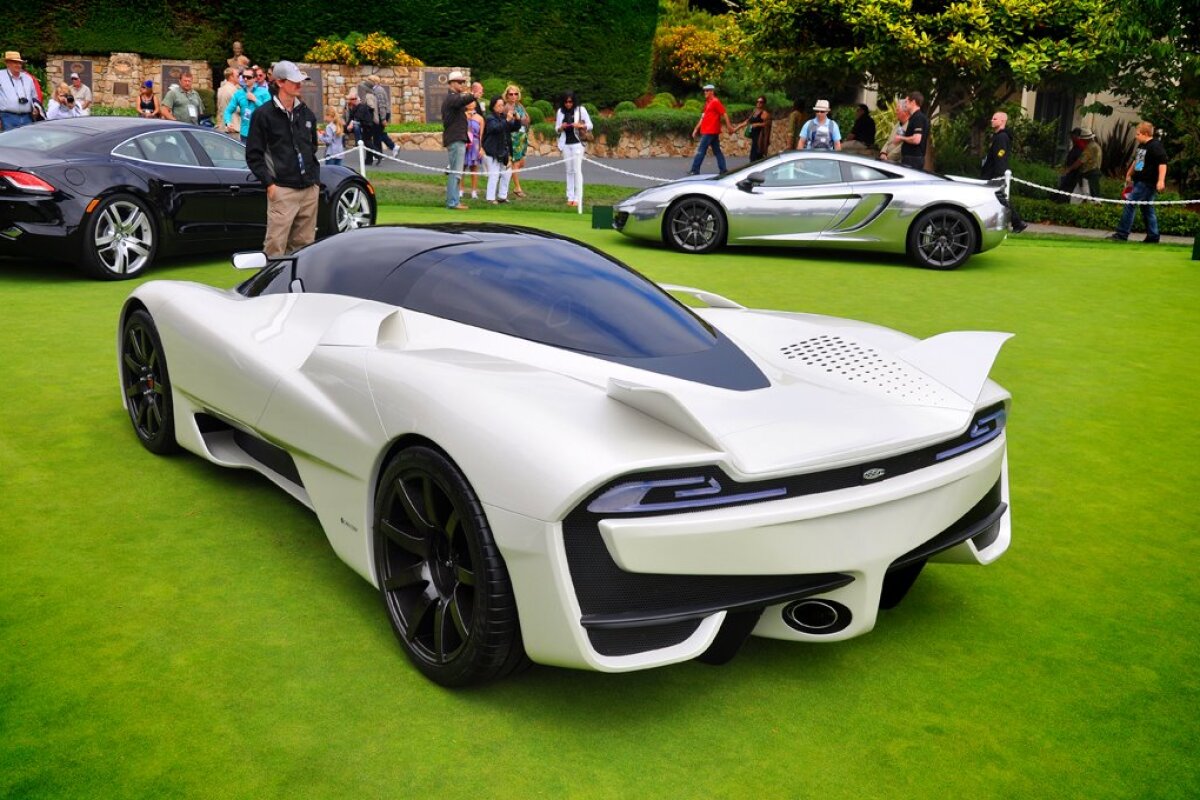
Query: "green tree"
737 0 1129 118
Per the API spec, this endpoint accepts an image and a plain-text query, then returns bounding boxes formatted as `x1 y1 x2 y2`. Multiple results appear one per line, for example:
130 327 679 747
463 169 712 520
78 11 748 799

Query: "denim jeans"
690 133 726 174
1116 181 1159 239
0 111 34 131
446 141 466 208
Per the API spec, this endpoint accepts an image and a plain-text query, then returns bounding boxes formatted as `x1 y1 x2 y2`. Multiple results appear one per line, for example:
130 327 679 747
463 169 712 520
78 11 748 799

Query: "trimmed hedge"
9 2 653 107
1014 196 1200 236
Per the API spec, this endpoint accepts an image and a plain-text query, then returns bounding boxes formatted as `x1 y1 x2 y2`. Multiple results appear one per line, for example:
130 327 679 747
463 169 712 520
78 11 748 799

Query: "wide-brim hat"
813 99 831 112
4 51 25 63
1077 127 1095 140
447 70 466 83
273 60 309 82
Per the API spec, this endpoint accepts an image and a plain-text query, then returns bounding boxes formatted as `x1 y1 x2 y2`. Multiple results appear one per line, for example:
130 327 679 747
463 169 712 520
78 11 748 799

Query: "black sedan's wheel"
82 194 158 280
120 309 179 455
908 208 978 270
374 446 527 686
331 182 374 233
665 197 725 254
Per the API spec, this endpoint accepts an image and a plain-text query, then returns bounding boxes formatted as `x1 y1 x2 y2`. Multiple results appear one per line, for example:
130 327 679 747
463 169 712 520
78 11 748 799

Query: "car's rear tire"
908 208 977 270
120 309 180 455
665 197 725 254
374 446 528 686
82 193 158 280
330 182 374 233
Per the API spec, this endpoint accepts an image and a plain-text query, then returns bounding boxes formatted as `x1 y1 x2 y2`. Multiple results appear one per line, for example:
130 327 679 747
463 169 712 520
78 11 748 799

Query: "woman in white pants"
482 95 521 203
555 93 592 207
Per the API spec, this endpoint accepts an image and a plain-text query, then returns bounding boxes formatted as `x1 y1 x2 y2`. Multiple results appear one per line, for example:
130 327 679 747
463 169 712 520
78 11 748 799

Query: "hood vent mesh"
779 335 954 404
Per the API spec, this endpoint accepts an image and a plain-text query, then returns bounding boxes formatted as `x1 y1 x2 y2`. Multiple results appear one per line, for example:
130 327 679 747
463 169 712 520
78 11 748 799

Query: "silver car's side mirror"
232 251 268 271
737 172 766 193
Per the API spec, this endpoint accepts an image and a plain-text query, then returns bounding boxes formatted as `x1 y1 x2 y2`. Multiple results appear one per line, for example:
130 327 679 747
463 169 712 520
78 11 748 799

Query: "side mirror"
232 251 268 271
737 172 765 192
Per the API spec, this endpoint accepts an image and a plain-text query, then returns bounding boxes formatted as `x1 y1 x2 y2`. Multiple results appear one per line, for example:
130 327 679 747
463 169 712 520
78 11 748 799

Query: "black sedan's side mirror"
737 172 765 192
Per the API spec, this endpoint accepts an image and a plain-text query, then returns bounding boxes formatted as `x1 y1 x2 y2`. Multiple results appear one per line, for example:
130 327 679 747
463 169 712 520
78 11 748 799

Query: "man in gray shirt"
161 72 202 124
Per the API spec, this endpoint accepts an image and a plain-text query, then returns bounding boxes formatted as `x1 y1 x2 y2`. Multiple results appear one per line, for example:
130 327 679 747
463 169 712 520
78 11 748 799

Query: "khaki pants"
264 184 320 257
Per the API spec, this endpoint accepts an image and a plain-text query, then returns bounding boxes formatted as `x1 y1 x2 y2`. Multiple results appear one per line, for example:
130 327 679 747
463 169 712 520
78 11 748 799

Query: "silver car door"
723 156 850 243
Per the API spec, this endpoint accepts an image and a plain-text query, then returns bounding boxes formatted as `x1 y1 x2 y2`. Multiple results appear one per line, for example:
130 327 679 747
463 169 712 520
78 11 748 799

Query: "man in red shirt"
689 83 733 175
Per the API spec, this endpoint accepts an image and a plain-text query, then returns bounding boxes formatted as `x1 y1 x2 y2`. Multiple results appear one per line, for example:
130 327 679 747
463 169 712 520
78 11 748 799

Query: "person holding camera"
46 82 82 120
1 51 41 130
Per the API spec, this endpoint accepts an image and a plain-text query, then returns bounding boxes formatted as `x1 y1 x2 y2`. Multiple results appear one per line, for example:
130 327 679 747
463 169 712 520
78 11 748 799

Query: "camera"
64 94 74 104
18 97 28 105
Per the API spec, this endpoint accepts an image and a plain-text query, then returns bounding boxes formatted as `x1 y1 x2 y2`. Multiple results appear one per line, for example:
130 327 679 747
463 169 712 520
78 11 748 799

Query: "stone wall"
46 54 212 108
295 64 469 125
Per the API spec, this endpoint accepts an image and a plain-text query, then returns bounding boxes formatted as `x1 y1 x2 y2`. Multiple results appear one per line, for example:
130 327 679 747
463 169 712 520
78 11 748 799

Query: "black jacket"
246 97 320 189
981 128 1013 180
482 112 521 161
442 91 474 146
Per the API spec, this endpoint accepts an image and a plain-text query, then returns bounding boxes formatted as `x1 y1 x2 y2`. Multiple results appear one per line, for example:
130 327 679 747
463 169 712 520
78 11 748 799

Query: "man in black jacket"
246 60 320 256
981 110 1026 233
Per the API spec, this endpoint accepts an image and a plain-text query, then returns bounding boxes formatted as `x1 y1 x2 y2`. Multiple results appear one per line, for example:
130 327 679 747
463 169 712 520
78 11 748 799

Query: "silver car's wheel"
82 194 157 280
332 183 373 232
665 197 725 254
908 208 977 270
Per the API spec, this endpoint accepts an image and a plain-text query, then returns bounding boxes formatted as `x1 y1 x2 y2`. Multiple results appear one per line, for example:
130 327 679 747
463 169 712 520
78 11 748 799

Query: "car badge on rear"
863 467 886 481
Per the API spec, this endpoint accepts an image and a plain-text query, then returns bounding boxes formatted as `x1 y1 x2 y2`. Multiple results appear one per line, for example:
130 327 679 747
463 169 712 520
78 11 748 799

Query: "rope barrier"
1005 170 1197 206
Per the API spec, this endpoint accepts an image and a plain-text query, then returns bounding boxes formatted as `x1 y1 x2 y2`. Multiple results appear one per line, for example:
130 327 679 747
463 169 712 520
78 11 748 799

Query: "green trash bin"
591 205 614 230
1193 235 1199 261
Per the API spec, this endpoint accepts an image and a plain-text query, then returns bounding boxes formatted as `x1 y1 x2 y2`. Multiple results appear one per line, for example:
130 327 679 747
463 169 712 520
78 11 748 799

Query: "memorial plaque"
62 59 93 89
299 67 323 121
161 64 191 94
424 70 450 124
112 82 129 97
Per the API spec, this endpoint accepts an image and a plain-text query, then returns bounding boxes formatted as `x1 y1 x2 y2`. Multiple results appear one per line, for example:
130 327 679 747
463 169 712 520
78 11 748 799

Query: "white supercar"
118 224 1013 686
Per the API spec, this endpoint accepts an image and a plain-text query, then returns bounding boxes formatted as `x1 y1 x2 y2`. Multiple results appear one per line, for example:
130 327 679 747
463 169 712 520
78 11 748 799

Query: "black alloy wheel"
373 446 527 686
330 182 374 233
120 309 179 455
666 197 725 254
908 208 978 270
82 193 159 280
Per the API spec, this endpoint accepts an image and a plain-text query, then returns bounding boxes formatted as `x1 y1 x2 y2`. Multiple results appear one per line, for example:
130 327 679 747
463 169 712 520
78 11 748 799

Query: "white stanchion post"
358 143 366 176
1004 169 1012 200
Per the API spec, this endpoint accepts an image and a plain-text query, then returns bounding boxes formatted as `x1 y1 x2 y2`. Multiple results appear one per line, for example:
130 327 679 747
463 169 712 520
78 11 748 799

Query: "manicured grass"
1 211 1197 799
369 170 637 212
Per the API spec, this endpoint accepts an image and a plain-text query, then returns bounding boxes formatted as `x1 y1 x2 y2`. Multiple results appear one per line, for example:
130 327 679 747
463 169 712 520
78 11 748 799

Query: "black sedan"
0 117 375 279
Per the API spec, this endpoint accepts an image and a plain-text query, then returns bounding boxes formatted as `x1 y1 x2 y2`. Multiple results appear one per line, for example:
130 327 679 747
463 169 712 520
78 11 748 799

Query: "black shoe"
1143 236 1160 243
1012 221 1028 233
1107 233 1128 241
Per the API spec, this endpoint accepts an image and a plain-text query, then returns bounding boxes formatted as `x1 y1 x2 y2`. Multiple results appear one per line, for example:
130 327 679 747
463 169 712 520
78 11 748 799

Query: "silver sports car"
614 152 1009 270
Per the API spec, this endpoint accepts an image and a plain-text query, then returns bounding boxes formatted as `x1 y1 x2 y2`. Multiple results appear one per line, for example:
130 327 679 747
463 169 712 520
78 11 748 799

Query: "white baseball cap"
273 60 309 82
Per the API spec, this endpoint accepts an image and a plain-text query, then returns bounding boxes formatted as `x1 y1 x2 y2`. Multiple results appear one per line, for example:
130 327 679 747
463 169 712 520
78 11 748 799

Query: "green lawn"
1 209 1197 799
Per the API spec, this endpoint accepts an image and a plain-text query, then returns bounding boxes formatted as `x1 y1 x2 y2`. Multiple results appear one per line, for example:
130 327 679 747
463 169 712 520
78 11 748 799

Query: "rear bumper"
0 195 80 263
490 435 1010 673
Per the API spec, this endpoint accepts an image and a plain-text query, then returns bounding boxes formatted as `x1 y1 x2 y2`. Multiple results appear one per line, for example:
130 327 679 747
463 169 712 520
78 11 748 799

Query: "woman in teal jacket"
223 77 270 141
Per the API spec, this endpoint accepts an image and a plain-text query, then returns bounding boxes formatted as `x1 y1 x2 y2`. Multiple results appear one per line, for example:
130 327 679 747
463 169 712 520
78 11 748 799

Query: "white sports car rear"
118 224 1013 686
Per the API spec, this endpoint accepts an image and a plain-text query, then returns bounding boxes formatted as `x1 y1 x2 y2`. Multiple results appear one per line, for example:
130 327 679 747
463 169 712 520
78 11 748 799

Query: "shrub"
614 100 637 113
1100 121 1136 177
651 92 677 108
1015 196 1200 236
681 99 703 113
532 99 554 120
583 102 599 119
304 31 424 67
531 121 556 141
91 105 138 117
524 106 544 124
481 78 513 102
196 87 216 117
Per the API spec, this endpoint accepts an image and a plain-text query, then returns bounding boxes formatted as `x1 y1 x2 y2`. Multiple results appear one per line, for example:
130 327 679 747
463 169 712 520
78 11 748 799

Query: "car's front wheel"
119 308 179 455
665 197 725 254
374 446 528 686
908 208 977 270
330 182 374 233
82 193 158 280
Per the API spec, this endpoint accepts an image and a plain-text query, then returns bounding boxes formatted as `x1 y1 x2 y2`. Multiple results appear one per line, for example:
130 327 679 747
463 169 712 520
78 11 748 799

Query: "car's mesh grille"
779 334 956 404
587 621 702 657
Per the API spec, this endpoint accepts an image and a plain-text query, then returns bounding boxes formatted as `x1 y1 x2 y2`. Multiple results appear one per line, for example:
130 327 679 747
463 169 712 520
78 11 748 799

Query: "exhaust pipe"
782 599 852 635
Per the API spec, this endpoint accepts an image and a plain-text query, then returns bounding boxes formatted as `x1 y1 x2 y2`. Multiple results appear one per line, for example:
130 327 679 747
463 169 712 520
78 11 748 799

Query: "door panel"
724 157 850 242
187 130 268 245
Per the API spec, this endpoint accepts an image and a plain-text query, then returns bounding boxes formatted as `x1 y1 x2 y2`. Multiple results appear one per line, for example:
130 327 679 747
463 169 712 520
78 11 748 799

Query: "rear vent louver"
779 335 954 404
